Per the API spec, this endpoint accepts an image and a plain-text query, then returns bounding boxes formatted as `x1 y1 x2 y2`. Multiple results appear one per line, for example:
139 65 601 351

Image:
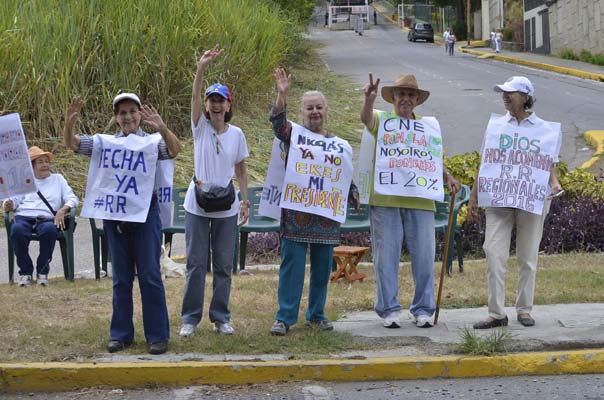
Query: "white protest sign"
373 112 444 201
477 113 561 215
354 128 375 204
155 159 174 228
81 134 161 222
258 138 287 221
0 113 37 199
280 122 353 223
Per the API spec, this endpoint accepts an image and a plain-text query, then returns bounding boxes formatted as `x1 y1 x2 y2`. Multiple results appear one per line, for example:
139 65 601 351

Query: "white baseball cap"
494 76 535 96
112 92 141 109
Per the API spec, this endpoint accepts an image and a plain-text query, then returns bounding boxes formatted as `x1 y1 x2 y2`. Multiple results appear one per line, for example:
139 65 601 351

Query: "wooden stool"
330 245 369 284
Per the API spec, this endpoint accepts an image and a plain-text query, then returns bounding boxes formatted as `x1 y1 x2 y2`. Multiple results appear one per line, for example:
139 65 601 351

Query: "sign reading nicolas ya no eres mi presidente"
81 134 160 222
279 122 353 224
477 113 562 215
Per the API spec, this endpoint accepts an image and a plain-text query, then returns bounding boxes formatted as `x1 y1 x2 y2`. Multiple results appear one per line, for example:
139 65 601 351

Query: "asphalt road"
4 374 604 399
310 22 604 169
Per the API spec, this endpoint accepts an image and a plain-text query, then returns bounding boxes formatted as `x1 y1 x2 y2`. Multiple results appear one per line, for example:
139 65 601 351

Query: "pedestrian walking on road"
443 28 450 53
360 73 460 330
495 29 502 53
374 9 377 25
468 76 563 330
447 31 456 56
268 67 359 336
179 46 250 338
63 92 181 355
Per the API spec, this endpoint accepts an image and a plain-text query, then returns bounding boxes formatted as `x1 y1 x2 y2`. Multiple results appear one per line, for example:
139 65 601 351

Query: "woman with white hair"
268 68 359 336
468 76 563 329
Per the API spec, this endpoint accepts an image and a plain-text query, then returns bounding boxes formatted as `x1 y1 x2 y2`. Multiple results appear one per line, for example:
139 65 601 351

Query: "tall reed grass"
0 0 299 138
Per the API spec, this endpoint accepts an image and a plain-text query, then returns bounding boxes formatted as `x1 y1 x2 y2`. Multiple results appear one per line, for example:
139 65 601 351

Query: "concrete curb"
582 130 604 169
460 47 604 83
2 349 604 392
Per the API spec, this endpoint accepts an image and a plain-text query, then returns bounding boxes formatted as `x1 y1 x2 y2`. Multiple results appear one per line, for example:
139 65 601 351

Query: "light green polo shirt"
368 110 436 212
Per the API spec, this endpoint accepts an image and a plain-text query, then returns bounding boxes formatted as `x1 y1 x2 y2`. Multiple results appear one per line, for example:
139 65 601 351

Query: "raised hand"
141 105 167 133
274 67 291 95
198 45 224 69
65 96 82 127
363 73 380 101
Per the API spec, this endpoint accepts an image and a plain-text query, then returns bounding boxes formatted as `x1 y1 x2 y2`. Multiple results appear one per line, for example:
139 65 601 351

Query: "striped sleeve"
75 135 94 157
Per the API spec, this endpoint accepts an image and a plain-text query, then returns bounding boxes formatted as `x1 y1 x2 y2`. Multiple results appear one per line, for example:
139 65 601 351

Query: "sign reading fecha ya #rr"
81 134 160 222
0 113 37 199
258 138 287 221
477 113 561 215
155 159 174 228
279 122 353 223
374 112 444 201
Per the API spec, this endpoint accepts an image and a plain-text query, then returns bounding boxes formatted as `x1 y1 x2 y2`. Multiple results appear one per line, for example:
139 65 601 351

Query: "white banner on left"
81 134 161 222
0 113 37 200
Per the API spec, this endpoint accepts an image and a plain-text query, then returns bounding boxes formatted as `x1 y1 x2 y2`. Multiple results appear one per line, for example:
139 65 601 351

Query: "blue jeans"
11 216 58 276
181 212 237 326
104 204 170 344
370 206 436 318
275 238 334 326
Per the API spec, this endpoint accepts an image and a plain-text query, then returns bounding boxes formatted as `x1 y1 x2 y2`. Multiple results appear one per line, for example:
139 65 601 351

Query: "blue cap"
205 83 232 102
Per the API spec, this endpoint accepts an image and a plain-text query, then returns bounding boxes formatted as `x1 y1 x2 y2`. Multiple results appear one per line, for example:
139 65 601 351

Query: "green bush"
579 49 594 64
0 0 303 139
501 27 514 42
559 48 578 60
592 53 604 66
451 20 467 41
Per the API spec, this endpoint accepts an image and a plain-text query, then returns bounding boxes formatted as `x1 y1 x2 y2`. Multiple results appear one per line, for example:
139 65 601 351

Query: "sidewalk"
3 303 604 392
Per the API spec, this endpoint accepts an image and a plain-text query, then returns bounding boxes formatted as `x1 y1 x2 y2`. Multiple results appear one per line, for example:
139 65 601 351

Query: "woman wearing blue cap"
63 92 181 354
468 76 563 329
179 46 250 337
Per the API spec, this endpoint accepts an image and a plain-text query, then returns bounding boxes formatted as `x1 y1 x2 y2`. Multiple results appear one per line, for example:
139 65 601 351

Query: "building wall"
549 0 604 55
480 0 503 39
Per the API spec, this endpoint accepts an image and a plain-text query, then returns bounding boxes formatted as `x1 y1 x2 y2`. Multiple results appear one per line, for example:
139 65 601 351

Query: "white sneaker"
213 322 235 335
383 311 401 328
18 275 32 287
414 314 434 328
37 274 49 286
179 323 196 337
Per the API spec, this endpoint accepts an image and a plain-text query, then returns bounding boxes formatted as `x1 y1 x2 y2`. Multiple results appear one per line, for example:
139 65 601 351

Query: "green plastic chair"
89 218 109 280
434 184 471 274
161 187 187 254
238 186 280 271
4 208 77 283
341 203 370 233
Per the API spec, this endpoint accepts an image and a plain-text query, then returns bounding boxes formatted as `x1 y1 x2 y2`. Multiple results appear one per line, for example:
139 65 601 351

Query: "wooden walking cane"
434 192 456 325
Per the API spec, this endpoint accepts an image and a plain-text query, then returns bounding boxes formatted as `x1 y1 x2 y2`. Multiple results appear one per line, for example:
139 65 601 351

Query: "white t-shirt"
183 116 249 218
6 174 79 219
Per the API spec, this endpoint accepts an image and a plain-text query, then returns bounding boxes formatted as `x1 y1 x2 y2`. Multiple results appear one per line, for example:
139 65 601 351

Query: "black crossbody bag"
36 191 76 231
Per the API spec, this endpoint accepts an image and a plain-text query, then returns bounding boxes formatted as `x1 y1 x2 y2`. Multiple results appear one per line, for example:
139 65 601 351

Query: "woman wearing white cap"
178 46 249 338
468 76 563 329
3 146 79 287
63 93 181 354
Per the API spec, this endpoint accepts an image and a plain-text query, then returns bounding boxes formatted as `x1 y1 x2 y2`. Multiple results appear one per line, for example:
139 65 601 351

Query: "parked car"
407 23 434 42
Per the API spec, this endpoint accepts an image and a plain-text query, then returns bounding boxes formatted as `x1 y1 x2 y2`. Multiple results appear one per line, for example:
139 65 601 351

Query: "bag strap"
36 191 57 216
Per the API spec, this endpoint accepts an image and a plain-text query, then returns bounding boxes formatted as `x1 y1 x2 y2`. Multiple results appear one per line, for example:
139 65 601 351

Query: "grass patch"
1 252 603 362
457 326 512 356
